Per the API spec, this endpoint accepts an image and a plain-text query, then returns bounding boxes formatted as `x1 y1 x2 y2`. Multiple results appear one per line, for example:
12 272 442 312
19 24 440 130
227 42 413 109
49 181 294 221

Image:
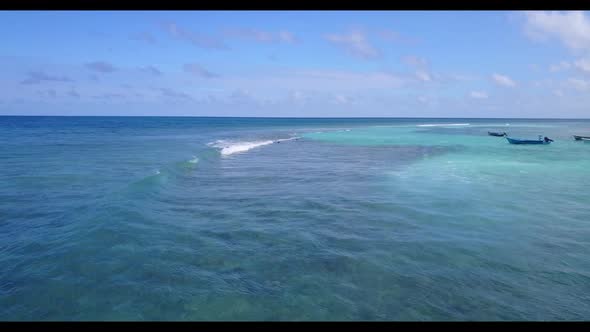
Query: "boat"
573 135 590 141
506 136 553 145
488 131 507 137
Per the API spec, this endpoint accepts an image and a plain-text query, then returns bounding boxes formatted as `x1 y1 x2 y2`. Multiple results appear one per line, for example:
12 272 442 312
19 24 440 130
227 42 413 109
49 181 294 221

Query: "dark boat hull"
488 132 506 137
506 137 550 145
574 135 590 141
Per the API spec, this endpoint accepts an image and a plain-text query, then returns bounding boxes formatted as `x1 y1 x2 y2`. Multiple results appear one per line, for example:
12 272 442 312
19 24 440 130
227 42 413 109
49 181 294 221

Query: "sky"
1 10 590 118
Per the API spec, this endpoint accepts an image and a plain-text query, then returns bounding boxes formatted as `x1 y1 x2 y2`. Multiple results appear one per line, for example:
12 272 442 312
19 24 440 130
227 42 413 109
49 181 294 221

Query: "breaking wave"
208 136 300 156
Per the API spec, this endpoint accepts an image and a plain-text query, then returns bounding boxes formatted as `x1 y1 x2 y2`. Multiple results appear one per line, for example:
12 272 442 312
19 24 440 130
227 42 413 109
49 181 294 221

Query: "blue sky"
1 10 589 118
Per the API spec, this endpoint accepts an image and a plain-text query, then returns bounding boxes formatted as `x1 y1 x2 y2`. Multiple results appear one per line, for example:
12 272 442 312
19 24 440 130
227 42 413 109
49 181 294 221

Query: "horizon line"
1 115 590 120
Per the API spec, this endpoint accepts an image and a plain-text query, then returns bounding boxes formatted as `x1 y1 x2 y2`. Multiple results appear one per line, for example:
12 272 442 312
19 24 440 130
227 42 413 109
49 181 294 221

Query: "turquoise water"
1 116 590 320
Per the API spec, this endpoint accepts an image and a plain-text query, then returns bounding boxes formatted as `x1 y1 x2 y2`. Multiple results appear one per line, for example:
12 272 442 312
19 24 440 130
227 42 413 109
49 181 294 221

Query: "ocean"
1 116 590 320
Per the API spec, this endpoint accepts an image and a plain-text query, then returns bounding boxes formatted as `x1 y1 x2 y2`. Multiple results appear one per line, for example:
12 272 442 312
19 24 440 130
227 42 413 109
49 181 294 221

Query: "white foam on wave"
210 136 301 156
188 156 199 164
221 141 273 156
214 140 274 156
275 136 301 143
417 123 470 127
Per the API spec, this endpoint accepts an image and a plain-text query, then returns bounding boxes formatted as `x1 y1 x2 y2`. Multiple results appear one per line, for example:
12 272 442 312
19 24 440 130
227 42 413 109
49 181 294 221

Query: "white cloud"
549 61 571 72
447 73 479 82
470 91 488 99
403 56 433 83
229 89 254 103
183 63 219 78
290 90 304 101
158 88 194 101
523 11 590 52
549 58 590 75
377 29 400 42
332 94 353 105
288 90 313 106
573 58 590 73
278 30 297 43
223 28 299 44
491 73 517 87
416 95 439 107
226 69 405 92
530 77 590 93
161 22 228 50
20 71 73 85
568 77 590 91
139 66 163 76
402 55 428 68
415 70 432 82
290 90 303 102
86 61 117 73
325 29 380 59
191 69 410 108
377 29 419 45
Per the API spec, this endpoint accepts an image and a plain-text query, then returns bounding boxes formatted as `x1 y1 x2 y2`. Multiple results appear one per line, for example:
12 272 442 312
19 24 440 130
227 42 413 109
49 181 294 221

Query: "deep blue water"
1 116 590 320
